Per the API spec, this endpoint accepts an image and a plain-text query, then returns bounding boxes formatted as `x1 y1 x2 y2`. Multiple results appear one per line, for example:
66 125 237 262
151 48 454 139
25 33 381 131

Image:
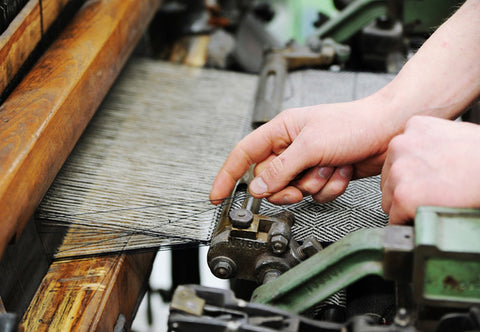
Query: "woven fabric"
37 58 256 258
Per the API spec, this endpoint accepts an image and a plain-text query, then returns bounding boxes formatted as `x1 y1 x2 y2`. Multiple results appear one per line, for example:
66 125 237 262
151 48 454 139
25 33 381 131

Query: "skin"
381 115 480 224
210 0 480 224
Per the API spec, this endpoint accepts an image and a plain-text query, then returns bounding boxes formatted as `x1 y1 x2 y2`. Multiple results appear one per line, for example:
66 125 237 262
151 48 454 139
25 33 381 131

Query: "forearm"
373 0 480 133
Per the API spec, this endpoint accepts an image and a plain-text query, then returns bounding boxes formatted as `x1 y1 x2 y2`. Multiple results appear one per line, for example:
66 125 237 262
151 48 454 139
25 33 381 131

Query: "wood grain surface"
0 0 70 95
0 0 161 258
21 251 156 331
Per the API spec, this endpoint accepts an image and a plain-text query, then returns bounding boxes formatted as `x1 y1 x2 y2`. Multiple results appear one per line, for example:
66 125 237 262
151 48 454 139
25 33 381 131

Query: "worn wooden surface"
21 251 156 331
0 0 70 95
0 0 162 258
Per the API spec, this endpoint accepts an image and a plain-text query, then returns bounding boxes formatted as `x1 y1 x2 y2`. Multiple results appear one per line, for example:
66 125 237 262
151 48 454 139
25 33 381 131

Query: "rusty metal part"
208 169 322 284
229 208 254 229
251 39 347 128
170 286 206 316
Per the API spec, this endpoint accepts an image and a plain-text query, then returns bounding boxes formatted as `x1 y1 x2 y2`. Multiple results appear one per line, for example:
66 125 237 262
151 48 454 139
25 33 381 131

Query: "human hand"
381 116 480 224
210 96 392 205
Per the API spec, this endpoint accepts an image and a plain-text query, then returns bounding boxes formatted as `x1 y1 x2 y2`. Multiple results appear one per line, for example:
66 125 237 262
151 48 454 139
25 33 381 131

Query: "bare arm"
379 0 480 126
210 0 480 216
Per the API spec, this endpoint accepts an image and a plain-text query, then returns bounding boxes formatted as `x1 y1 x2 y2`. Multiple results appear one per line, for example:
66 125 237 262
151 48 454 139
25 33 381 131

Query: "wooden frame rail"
0 0 70 95
0 0 161 258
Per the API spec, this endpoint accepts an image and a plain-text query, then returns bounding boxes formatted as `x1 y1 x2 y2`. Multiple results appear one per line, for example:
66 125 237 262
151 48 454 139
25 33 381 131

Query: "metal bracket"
208 168 323 284
413 207 480 310
251 226 414 313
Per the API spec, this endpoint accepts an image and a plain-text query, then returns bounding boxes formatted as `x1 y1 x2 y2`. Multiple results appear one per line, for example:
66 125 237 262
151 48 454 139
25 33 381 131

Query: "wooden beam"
0 0 70 95
41 0 71 31
0 0 162 258
21 251 156 330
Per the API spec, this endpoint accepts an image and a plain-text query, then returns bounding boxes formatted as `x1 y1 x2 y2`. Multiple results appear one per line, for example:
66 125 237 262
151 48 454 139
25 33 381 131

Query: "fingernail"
250 177 268 195
318 166 334 179
339 165 353 179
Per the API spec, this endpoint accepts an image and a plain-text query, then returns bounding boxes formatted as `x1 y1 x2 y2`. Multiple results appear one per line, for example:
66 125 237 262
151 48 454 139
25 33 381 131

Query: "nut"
299 237 323 258
271 234 288 254
211 256 237 279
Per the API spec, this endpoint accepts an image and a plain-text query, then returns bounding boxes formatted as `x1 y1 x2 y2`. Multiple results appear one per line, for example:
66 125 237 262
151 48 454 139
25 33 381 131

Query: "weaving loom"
2 1 478 331
1 16 394 326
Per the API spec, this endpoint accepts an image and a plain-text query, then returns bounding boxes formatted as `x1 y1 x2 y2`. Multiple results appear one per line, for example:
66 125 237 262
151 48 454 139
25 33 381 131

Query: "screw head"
229 208 254 228
271 234 288 254
214 262 231 278
211 256 237 279
300 237 323 258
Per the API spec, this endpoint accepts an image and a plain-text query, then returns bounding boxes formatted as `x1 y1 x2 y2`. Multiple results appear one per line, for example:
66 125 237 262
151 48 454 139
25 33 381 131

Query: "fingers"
312 165 353 203
383 115 480 225
381 134 404 218
266 186 304 205
265 166 335 205
293 166 334 195
210 112 297 204
262 165 353 205
381 119 426 224
248 131 320 197
386 186 416 225
382 167 418 225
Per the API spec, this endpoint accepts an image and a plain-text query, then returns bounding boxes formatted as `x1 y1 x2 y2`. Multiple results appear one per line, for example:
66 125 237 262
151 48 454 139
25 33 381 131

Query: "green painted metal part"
424 258 480 303
250 207 480 314
403 0 464 35
251 227 385 313
414 207 480 308
315 0 388 43
315 0 463 43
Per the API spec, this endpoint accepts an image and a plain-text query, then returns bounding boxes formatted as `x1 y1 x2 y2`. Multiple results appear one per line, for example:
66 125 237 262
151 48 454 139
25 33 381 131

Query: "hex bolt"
229 208 254 229
211 257 237 279
214 261 232 278
271 234 288 254
299 237 323 258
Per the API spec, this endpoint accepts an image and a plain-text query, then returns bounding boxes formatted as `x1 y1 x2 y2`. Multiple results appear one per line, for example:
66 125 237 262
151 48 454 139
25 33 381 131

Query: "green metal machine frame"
251 207 480 316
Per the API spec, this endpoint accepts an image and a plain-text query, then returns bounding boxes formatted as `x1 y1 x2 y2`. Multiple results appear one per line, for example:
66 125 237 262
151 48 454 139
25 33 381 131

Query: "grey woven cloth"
37 58 255 258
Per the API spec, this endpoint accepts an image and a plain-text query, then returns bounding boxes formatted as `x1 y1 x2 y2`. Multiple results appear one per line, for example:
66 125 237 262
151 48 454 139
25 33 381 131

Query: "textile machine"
0 0 478 331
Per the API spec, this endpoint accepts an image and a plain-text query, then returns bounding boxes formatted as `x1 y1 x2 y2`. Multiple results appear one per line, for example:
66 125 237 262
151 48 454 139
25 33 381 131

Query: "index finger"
209 119 293 204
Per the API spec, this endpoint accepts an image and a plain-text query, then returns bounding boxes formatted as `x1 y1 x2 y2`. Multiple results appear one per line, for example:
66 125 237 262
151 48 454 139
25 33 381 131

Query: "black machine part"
168 285 418 332
168 285 480 332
